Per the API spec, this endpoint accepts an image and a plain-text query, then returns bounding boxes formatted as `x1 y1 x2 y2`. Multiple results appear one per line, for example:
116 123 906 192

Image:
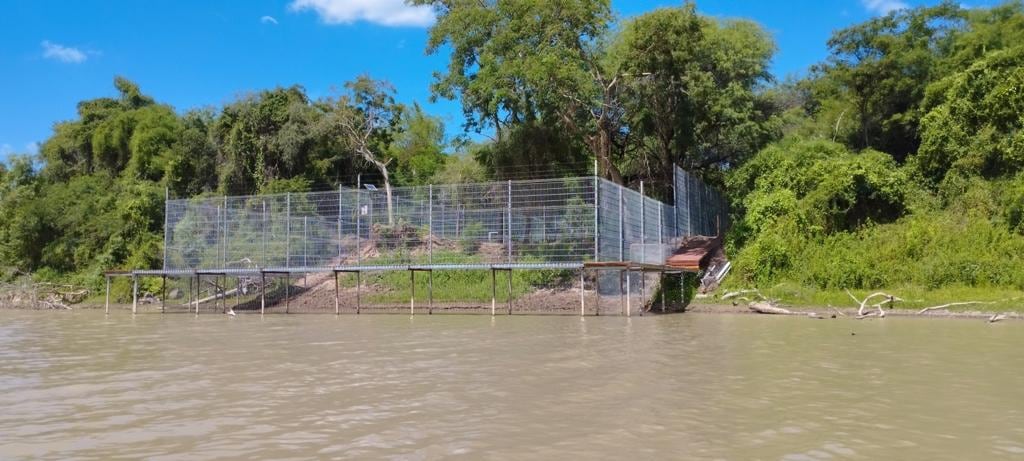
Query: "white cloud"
261 15 279 25
861 0 909 15
0 144 12 156
289 0 435 27
41 40 88 63
25 142 39 154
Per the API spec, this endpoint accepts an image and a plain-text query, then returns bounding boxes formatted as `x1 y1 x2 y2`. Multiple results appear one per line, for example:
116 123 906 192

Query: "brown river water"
0 310 1022 460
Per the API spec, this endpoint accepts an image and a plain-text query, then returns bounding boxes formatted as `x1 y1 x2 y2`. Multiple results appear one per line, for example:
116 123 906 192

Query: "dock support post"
410 270 415 315
428 270 433 315
260 272 266 315
161 275 166 313
640 269 645 316
507 270 513 315
579 269 585 317
594 271 600 316
356 271 361 314
105 275 111 314
285 273 290 314
491 268 496 316
195 274 200 315
132 275 138 314
661 271 666 313
626 270 632 317
619 270 625 316
222 274 227 313
334 271 339 315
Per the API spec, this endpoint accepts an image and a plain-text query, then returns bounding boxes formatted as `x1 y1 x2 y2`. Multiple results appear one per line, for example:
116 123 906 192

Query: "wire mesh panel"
164 169 720 271
673 165 728 237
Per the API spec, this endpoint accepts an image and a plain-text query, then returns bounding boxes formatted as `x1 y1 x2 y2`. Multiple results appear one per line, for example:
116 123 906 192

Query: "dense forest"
1 0 1023 299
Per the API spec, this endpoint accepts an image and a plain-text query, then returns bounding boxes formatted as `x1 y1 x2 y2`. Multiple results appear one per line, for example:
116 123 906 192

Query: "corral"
109 166 727 315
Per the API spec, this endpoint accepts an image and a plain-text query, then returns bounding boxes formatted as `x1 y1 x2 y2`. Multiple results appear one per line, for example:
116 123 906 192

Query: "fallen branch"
748 301 793 315
846 289 902 317
918 301 996 315
723 289 764 300
988 313 1007 323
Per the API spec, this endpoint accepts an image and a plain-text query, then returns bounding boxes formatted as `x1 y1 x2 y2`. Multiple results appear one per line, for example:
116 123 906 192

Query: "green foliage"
915 45 1024 184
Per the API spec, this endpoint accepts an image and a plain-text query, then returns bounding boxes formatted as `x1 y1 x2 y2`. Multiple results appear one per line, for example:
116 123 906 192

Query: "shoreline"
6 300 1021 320
686 302 1022 320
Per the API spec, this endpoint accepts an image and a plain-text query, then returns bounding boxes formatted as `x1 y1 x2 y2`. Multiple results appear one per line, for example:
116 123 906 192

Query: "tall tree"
609 4 776 192
818 2 965 160
318 76 403 224
412 0 627 182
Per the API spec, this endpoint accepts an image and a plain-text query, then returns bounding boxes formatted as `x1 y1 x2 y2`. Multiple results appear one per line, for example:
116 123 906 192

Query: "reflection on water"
0 310 1022 460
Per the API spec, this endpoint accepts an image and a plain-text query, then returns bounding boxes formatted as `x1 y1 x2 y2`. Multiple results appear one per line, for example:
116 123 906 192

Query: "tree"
609 5 776 194
818 2 965 161
319 76 403 224
412 0 626 182
389 103 447 185
915 45 1024 185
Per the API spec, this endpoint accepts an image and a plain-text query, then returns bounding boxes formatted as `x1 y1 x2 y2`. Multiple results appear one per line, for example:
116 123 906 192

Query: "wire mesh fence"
164 170 725 271
673 165 729 238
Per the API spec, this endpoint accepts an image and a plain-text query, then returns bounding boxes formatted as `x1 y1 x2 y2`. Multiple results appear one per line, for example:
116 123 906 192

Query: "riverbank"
686 301 1022 320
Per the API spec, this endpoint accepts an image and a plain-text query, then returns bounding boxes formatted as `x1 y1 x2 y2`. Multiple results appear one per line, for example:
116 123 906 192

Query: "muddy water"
0 310 1022 460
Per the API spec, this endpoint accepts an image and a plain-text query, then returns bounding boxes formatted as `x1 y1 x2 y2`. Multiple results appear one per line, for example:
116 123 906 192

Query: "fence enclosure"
164 170 726 272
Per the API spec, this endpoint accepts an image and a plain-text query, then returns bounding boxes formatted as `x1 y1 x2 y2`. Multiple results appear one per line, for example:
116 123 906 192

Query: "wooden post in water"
594 271 600 316
410 270 415 315
428 270 433 315
260 271 266 315
285 273 290 314
579 269 585 316
334 271 340 315
626 270 632 317
195 274 200 315
356 271 361 314
132 275 138 314
660 271 666 313
639 269 645 317
161 275 166 313
507 269 513 315
491 268 497 316
104 275 111 314
619 270 625 316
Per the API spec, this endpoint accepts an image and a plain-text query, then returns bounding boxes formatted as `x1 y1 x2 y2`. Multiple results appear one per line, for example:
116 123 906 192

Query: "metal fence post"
163 187 169 270
261 201 267 268
428 184 433 265
223 196 228 267
507 180 512 264
285 192 291 268
356 184 361 266
640 181 646 262
618 185 624 261
303 217 308 268
344 184 348 259
593 176 599 260
216 205 222 268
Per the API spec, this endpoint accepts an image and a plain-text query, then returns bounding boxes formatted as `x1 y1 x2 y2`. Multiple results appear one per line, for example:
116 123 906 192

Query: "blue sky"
0 0 959 161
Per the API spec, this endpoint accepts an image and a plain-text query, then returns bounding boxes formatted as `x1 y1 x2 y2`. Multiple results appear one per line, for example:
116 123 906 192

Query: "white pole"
579 269 585 316
626 270 632 317
132 275 138 314
105 275 110 314
507 180 512 264
491 268 496 316
285 193 291 268
618 186 624 261
640 181 646 263
429 184 433 265
356 176 362 266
